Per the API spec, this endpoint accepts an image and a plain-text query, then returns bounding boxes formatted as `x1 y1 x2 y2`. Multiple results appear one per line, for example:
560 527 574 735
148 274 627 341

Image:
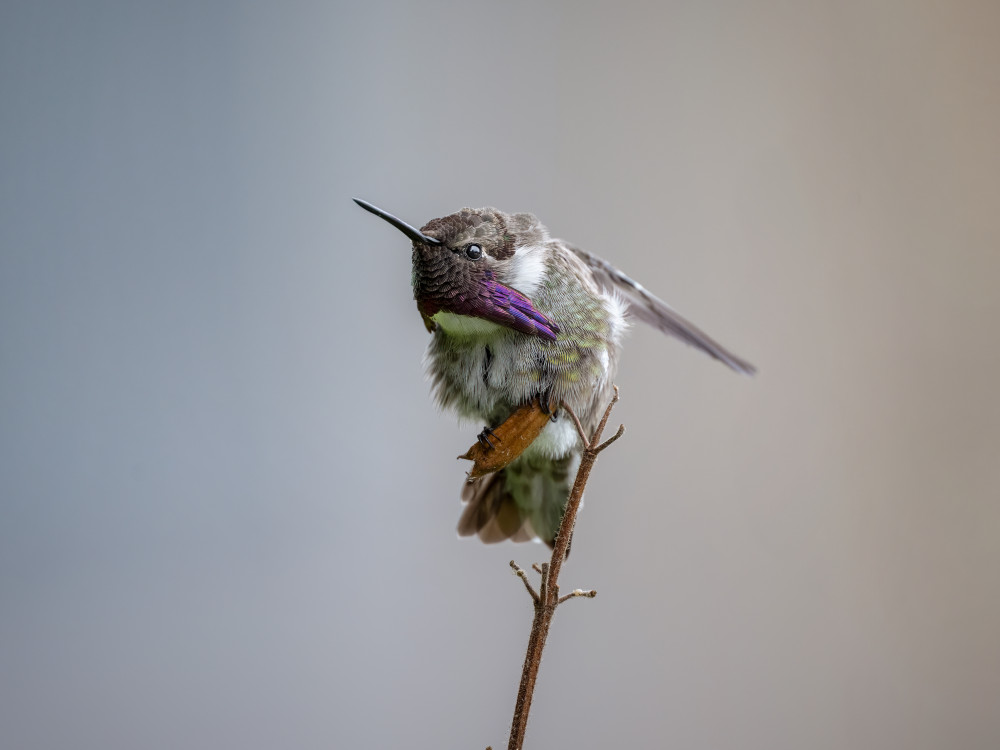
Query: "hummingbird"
354 198 754 547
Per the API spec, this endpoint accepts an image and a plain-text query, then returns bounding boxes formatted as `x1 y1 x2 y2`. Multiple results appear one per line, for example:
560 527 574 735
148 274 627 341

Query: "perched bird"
355 199 754 546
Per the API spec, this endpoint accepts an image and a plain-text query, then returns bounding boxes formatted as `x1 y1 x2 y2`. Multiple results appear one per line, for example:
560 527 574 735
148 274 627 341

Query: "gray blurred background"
2 1 998 748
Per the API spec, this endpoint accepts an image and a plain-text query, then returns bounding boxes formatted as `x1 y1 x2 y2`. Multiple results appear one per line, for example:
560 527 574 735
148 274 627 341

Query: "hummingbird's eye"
464 244 483 260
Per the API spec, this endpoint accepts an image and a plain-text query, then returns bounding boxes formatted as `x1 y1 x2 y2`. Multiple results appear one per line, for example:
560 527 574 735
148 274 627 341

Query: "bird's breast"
430 311 506 337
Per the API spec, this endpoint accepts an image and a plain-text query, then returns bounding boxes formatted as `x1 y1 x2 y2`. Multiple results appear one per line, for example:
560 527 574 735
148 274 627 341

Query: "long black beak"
353 198 442 246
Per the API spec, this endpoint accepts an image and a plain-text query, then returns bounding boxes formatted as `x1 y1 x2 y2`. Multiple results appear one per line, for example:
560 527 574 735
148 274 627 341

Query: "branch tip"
557 588 597 604
510 560 539 602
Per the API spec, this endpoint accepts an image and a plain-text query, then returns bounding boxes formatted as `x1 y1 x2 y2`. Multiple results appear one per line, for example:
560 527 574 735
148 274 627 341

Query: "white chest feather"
526 415 582 460
505 244 546 297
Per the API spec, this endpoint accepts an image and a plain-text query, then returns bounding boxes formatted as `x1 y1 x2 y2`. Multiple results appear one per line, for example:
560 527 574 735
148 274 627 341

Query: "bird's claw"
538 389 558 420
477 426 500 450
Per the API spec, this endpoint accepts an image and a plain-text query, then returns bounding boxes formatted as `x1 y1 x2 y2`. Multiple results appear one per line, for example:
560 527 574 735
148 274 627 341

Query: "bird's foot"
537 388 558 420
477 425 500 450
459 400 552 479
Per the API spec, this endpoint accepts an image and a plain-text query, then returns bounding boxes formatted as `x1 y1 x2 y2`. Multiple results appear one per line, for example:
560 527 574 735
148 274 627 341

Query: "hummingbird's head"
354 199 558 339
417 207 547 259
413 206 549 293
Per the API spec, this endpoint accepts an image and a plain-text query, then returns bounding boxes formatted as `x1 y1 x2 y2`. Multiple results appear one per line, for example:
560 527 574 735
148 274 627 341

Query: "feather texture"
567 244 756 375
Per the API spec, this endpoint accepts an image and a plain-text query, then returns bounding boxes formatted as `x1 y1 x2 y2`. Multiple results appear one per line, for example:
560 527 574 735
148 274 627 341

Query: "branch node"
594 424 626 454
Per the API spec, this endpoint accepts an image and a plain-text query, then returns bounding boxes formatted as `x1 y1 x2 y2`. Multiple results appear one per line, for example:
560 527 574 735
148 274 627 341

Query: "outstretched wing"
568 245 756 375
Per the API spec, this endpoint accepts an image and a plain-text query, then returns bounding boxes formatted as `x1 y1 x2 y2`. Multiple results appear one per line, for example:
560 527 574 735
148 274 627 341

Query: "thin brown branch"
561 401 591 450
537 563 549 608
505 388 624 750
591 384 620 446
509 561 539 604
595 423 626 454
557 589 597 605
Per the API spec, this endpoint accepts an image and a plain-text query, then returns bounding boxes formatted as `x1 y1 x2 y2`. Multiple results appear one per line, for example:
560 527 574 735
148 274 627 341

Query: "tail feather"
457 454 579 547
458 470 537 544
